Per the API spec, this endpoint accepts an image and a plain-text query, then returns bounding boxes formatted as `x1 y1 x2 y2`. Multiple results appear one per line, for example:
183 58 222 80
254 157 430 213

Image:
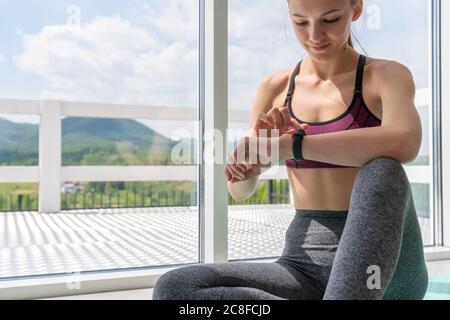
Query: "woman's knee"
355 157 410 197
152 269 179 300
152 265 214 300
153 266 196 300
361 156 407 180
350 157 411 216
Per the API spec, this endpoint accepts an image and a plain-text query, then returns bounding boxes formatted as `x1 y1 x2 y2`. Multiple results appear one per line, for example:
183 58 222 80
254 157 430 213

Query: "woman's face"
288 0 362 57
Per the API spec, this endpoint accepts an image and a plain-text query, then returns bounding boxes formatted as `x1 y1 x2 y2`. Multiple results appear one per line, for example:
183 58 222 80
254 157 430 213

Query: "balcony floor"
0 204 431 280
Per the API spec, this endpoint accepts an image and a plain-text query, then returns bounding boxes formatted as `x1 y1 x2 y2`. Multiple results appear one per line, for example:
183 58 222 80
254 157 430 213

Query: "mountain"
0 117 179 166
0 118 39 165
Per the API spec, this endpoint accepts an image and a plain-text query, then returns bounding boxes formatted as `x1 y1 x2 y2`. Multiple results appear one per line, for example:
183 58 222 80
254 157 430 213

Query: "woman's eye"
295 21 308 27
325 18 341 23
295 18 340 27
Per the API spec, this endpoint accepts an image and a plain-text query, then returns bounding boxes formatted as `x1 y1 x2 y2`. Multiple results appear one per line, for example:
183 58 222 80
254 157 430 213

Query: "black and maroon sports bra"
284 54 382 169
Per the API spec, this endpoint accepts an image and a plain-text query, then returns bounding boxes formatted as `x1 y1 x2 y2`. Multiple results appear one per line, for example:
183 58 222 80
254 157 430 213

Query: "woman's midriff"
273 56 383 211
287 167 361 211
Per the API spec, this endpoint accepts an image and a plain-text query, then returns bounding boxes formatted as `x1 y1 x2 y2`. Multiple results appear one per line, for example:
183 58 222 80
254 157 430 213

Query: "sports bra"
284 54 382 169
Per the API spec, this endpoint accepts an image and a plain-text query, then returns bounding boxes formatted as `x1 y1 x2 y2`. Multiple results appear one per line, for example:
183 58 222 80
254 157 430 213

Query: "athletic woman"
153 0 428 300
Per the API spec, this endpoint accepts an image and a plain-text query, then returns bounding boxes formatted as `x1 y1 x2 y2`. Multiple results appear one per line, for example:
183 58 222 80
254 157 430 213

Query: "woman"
153 0 428 300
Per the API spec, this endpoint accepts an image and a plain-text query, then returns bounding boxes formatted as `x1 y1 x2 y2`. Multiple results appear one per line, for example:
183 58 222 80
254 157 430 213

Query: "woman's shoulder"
365 56 413 82
259 64 298 108
261 65 295 94
364 56 415 95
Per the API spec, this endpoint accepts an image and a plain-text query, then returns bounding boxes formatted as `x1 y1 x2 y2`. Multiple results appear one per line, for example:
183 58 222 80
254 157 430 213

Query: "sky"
0 0 430 151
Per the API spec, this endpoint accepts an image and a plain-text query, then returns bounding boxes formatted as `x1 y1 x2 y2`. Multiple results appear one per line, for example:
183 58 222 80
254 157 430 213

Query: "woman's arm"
226 73 287 201
280 61 422 166
227 176 260 202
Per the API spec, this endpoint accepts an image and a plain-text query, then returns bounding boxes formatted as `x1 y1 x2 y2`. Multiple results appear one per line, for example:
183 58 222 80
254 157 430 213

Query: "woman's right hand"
253 106 300 138
225 107 309 183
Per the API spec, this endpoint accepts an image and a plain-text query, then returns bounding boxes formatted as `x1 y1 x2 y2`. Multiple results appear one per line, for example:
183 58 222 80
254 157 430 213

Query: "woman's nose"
309 24 326 43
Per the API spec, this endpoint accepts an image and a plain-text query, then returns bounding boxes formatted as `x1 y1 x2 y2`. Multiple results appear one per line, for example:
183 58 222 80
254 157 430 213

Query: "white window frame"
440 0 450 247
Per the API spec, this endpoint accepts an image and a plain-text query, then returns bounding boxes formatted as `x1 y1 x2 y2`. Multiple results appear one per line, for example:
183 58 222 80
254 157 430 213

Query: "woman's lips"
311 44 330 51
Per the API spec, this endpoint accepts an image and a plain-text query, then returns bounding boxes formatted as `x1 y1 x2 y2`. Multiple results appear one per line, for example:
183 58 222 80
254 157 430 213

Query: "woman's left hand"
225 136 274 183
226 121 309 182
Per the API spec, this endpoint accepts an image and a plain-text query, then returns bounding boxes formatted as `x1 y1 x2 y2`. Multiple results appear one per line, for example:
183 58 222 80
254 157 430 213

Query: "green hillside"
0 118 39 165
0 117 180 166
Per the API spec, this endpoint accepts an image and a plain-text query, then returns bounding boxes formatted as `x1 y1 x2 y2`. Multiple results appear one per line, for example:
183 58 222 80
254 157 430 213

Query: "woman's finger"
230 175 242 183
268 108 283 130
288 118 302 129
225 166 237 181
255 114 274 137
235 163 248 173
226 164 241 180
280 107 291 132
258 112 273 125
227 152 247 171
227 164 246 180
285 120 310 135
224 167 231 180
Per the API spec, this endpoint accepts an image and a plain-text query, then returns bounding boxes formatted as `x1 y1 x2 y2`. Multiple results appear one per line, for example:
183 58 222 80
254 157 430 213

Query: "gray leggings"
152 157 429 300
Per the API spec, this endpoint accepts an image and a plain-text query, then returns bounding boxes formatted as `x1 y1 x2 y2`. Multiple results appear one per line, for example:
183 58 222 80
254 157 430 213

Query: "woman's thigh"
153 262 323 300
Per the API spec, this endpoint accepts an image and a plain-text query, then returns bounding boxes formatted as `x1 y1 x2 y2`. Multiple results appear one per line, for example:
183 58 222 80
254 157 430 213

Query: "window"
352 0 432 245
0 0 200 280
227 0 433 263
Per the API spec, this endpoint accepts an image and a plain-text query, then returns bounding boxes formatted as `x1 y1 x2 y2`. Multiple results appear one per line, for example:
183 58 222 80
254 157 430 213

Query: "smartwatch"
292 128 305 161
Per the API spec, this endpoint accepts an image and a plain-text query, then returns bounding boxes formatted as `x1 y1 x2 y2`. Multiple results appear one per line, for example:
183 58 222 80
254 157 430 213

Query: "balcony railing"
0 88 431 213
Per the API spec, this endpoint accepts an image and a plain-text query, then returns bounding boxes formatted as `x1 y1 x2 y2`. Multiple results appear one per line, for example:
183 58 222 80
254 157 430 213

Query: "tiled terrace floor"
0 204 430 279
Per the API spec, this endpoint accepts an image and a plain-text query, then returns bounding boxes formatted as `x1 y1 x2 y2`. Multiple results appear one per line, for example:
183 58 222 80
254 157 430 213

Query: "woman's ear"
352 0 364 21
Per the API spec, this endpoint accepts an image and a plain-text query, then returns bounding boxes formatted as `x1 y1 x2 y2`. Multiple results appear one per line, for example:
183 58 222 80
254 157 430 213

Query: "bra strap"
354 54 366 95
285 55 365 104
284 60 303 105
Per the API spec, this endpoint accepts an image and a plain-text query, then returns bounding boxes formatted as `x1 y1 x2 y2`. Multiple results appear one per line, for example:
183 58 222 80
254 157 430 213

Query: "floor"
0 204 339 279
0 205 432 279
0 203 439 299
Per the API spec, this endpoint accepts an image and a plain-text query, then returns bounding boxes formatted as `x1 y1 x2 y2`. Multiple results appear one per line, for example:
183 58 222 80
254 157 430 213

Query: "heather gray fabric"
322 156 428 300
152 157 428 300
152 262 322 300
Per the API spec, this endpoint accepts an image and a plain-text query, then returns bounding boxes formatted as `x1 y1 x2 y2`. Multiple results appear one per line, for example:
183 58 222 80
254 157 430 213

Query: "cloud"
228 0 304 109
141 0 198 45
13 0 428 114
13 0 301 111
14 12 197 107
0 53 4 63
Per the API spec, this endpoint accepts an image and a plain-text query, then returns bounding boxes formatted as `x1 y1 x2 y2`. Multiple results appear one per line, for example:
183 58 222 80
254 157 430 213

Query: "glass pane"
228 0 301 261
228 0 432 262
0 0 200 280
0 183 38 212
353 0 430 167
61 118 195 166
353 0 432 245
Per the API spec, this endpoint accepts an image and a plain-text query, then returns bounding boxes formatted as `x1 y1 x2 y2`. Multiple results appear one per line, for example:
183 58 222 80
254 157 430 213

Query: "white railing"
0 88 430 212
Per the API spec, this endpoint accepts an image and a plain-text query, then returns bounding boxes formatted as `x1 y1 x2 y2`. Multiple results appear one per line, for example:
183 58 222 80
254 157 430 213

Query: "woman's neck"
303 46 360 81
